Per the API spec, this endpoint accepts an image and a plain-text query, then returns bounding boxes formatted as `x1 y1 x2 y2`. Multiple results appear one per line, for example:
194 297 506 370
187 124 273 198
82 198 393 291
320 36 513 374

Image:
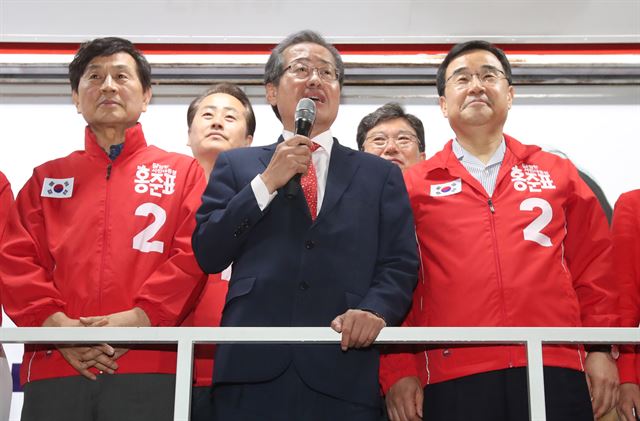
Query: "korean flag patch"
430 178 462 197
41 177 74 199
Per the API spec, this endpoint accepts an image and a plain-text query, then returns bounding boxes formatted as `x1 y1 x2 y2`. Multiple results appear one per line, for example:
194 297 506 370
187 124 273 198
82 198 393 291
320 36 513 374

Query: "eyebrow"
367 129 417 138
449 64 503 76
200 105 241 114
289 58 336 67
85 64 134 72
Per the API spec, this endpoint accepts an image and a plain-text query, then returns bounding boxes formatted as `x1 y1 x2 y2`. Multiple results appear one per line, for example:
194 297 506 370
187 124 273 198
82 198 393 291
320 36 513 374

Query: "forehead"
282 42 335 65
446 49 504 75
198 93 246 114
84 52 138 73
368 118 416 135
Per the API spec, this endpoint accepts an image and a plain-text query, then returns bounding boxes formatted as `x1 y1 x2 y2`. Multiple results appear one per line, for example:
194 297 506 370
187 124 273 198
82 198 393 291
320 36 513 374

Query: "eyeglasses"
365 134 419 150
283 60 340 83
446 67 507 89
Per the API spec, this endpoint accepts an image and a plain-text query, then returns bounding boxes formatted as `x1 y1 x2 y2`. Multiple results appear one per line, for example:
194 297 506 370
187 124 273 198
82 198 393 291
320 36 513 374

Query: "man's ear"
265 83 278 106
72 90 81 114
507 85 515 110
245 134 254 146
141 88 153 112
439 95 449 118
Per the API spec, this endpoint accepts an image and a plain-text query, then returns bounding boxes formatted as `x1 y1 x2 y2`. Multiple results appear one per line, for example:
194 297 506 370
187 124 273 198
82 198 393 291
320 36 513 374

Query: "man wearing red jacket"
0 37 206 421
612 190 640 421
182 82 255 421
381 40 619 421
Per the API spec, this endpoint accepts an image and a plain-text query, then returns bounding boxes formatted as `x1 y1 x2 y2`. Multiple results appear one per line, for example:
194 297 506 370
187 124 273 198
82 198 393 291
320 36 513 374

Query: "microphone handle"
284 118 313 199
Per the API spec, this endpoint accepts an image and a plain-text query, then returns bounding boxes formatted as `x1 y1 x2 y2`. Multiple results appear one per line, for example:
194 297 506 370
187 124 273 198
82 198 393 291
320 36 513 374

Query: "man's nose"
100 74 116 92
211 114 224 128
467 74 485 93
382 139 399 155
306 68 322 86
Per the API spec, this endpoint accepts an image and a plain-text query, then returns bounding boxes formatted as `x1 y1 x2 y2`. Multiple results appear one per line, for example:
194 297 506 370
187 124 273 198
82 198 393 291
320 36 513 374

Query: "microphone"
284 98 316 199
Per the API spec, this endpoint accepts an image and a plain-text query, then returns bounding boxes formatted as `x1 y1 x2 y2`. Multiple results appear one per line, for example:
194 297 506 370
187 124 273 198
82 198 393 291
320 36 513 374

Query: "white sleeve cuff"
251 174 277 211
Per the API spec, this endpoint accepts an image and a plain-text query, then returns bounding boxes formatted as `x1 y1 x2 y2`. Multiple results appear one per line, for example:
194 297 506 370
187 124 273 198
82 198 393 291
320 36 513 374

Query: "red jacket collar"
421 133 541 174
84 123 148 160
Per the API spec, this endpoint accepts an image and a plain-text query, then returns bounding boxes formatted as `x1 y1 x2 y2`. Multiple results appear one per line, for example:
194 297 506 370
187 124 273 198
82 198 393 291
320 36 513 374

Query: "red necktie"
301 142 321 220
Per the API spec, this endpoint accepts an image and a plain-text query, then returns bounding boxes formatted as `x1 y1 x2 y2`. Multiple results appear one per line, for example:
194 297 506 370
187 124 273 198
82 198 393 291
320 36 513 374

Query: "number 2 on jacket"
520 198 552 247
132 202 166 253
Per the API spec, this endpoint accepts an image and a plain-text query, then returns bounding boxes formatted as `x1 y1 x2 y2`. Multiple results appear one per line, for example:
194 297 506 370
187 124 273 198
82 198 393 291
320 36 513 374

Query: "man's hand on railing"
76 307 150 368
617 383 640 421
385 376 423 421
42 312 117 380
585 350 620 418
330 309 386 351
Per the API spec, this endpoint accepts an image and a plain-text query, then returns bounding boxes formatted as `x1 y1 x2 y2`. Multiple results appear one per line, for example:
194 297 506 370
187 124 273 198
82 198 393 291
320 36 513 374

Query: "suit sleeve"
563 161 619 328
0 171 67 327
134 160 208 327
611 192 640 384
379 166 426 394
192 151 266 274
355 163 419 326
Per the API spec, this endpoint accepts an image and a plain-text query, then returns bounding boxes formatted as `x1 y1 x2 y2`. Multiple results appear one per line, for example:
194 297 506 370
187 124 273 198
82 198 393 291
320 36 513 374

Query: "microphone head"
295 98 316 124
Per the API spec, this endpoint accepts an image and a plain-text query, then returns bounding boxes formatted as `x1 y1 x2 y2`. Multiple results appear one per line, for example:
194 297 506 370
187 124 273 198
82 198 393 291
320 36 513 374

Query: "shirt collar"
453 137 506 167
283 129 334 155
107 143 125 161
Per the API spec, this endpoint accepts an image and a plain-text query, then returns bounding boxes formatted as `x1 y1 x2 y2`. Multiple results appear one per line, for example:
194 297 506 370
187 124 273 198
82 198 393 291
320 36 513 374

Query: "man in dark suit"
192 30 418 421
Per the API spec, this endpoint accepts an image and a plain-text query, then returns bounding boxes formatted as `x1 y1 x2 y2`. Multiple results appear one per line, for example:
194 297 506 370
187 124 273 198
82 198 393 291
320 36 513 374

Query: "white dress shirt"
452 138 506 197
251 130 334 211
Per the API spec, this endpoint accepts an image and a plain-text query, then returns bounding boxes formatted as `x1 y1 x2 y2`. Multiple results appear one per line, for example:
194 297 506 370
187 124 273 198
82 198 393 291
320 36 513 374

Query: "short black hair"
436 40 512 97
69 37 152 93
187 83 256 137
264 30 344 120
356 102 425 152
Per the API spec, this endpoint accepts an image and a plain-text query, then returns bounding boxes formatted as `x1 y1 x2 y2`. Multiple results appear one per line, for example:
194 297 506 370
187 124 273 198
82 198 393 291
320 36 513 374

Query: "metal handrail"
1 326 638 421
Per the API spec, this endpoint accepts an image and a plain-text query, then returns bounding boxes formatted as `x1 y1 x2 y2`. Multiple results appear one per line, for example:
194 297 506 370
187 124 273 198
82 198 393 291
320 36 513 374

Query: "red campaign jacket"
380 135 618 392
180 273 228 387
612 190 640 384
0 124 206 384
0 171 14 325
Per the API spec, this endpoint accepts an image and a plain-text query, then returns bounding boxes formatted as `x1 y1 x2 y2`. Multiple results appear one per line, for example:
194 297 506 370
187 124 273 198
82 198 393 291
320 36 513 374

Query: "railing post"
174 337 194 421
526 339 546 421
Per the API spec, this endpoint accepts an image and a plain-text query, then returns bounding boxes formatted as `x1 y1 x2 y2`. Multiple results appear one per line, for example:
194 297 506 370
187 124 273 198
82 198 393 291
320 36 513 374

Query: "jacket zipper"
486 197 513 367
99 162 113 314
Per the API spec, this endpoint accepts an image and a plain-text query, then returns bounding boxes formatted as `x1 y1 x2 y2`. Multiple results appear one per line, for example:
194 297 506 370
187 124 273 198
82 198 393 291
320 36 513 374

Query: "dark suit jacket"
192 138 418 406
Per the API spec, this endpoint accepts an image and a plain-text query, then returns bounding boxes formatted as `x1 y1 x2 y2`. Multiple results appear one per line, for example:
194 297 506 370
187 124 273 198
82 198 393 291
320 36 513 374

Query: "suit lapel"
317 139 359 220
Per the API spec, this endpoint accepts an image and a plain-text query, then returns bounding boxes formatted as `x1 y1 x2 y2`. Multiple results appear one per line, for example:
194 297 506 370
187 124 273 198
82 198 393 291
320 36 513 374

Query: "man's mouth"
306 94 325 104
99 99 120 106
207 132 227 140
463 97 490 109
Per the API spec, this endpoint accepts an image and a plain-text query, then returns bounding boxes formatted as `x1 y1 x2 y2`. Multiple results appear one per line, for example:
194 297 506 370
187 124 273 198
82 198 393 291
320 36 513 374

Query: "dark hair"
187 83 256 137
69 37 152 93
436 40 512 97
356 102 425 152
264 30 344 120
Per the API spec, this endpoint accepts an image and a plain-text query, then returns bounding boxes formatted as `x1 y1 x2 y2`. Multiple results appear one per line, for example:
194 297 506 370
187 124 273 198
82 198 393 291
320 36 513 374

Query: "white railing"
1 326 638 421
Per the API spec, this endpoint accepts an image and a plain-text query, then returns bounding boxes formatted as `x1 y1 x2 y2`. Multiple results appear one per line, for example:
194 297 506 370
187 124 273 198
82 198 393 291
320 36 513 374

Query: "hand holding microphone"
285 98 316 198
260 98 317 195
